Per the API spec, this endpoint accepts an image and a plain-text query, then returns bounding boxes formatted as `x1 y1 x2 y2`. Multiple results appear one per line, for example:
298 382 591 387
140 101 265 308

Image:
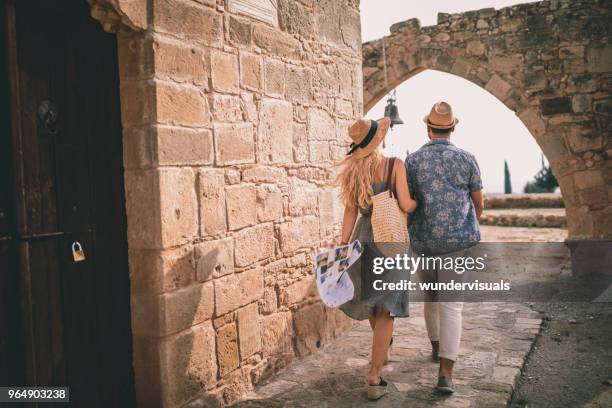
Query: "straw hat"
347 117 391 158
423 101 459 130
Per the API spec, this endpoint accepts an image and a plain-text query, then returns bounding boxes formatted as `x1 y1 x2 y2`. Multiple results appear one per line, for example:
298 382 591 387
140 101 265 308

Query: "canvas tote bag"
371 158 409 243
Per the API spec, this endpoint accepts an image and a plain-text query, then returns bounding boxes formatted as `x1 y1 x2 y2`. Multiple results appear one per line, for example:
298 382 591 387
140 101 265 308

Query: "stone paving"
233 227 565 407
480 208 566 228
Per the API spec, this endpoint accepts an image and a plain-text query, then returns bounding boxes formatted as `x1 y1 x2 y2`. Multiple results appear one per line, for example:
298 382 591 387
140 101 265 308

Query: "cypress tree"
504 160 512 194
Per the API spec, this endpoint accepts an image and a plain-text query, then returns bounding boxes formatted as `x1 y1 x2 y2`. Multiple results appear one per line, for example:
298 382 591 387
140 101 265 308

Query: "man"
405 101 484 394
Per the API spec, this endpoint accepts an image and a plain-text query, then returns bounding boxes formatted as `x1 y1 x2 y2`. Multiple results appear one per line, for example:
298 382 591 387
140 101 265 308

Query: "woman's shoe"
367 377 388 400
435 376 455 394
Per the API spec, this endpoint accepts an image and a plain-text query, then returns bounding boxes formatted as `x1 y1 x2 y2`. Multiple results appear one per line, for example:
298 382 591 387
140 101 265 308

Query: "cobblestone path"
233 227 565 407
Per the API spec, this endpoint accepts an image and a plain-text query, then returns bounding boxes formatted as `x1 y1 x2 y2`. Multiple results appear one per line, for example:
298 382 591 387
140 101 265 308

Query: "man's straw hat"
423 101 459 130
347 117 391 158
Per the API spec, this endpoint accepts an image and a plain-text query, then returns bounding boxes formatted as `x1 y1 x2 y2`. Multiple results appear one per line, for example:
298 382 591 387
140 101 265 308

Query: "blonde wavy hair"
337 149 384 209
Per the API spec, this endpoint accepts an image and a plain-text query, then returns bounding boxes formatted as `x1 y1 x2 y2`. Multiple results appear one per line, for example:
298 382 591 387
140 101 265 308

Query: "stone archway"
362 1 611 240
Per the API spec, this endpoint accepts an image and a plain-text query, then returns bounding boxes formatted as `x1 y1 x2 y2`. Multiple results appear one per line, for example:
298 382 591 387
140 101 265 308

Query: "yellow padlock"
72 241 86 262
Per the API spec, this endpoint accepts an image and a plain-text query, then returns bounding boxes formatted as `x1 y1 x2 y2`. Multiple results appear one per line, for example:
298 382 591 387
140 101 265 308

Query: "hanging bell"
384 96 404 128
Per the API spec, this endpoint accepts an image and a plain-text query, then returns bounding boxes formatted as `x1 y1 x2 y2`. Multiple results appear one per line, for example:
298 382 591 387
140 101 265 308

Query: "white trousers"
423 301 463 361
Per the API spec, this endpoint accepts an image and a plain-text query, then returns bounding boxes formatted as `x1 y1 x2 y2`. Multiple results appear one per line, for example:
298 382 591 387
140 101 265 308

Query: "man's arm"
470 190 484 219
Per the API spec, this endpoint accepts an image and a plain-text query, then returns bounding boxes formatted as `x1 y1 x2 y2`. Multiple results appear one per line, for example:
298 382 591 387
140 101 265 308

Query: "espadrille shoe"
367 377 388 400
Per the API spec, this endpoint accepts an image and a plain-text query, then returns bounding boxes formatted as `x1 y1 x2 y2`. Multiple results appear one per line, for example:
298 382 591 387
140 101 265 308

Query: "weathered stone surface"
153 0 222 46
229 15 251 47
197 169 226 236
293 303 327 356
240 52 262 91
237 302 261 359
279 216 319 253
288 178 318 216
156 82 210 126
129 246 194 294
211 94 243 123
214 268 264 315
242 165 286 183
211 51 240 93
214 123 255 165
256 185 284 222
261 311 293 356
156 126 213 166
308 108 336 141
152 37 207 85
234 223 275 267
257 99 293 163
226 184 257 230
159 321 216 407
264 58 285 97
216 323 239 377
194 237 234 281
485 74 512 101
159 168 198 247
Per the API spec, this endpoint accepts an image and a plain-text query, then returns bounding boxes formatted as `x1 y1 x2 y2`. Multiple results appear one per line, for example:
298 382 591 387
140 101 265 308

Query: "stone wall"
96 0 362 406
362 0 612 240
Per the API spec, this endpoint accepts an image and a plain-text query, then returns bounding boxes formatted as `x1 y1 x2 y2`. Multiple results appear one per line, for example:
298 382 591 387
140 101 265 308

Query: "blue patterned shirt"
405 139 482 255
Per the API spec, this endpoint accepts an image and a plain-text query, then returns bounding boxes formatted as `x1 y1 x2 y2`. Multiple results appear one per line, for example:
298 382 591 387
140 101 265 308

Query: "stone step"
480 208 566 228
484 193 564 209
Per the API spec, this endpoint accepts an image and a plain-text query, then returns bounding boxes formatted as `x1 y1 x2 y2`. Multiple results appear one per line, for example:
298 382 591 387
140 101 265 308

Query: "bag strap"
385 157 395 197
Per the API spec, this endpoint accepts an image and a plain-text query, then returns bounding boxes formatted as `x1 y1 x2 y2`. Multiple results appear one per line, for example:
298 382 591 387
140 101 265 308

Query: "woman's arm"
393 159 418 213
340 205 359 244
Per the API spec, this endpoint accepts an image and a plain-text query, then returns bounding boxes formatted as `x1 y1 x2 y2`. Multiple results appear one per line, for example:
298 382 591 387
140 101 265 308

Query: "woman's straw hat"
423 101 459 130
347 117 391 158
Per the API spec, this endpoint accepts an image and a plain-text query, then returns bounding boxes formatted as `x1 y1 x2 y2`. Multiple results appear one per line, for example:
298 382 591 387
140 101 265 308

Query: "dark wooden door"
1 1 136 406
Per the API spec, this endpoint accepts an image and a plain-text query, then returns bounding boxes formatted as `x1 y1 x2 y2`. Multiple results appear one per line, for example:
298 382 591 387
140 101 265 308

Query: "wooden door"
1 1 136 406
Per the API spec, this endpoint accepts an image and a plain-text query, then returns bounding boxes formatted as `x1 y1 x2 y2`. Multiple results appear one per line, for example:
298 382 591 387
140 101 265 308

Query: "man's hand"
470 190 484 220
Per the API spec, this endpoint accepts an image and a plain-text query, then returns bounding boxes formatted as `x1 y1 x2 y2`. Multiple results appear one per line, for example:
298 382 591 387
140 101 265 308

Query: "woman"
337 117 417 400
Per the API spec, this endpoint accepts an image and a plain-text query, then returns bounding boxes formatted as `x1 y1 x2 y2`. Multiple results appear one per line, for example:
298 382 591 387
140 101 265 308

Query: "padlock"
72 241 86 262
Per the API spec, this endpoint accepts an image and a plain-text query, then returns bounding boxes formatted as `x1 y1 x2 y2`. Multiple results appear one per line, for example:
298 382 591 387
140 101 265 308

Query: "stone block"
264 58 285 97
123 127 154 170
285 65 312 102
153 0 222 46
214 268 264 315
586 44 612 73
211 94 243 123
293 303 327 356
240 52 262 91
308 108 335 141
237 302 262 359
129 246 194 294
578 188 608 210
156 126 213 166
279 216 319 253
152 37 207 85
261 312 293 356
540 97 572 116
451 58 472 77
564 125 603 153
257 99 293 163
132 282 215 336
242 166 287 183
278 0 315 38
485 75 512 101
256 185 284 222
288 178 318 216
518 108 546 137
158 321 217 406
309 141 331 163
216 323 239 377
229 16 251 47
214 123 255 165
156 82 210 126
226 185 257 230
197 169 227 236
253 24 300 59
319 188 342 235
159 168 198 247
292 122 308 163
467 40 485 56
125 169 161 248
315 63 339 95
261 287 278 314
283 278 316 306
194 237 234 281
234 223 275 267
574 170 604 190
211 51 240 93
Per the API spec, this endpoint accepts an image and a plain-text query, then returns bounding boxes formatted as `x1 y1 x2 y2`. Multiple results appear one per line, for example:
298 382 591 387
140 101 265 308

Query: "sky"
360 0 545 194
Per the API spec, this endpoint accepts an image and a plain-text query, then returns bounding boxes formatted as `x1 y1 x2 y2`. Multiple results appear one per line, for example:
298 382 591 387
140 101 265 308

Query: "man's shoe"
432 350 440 363
436 376 455 394
367 377 388 400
